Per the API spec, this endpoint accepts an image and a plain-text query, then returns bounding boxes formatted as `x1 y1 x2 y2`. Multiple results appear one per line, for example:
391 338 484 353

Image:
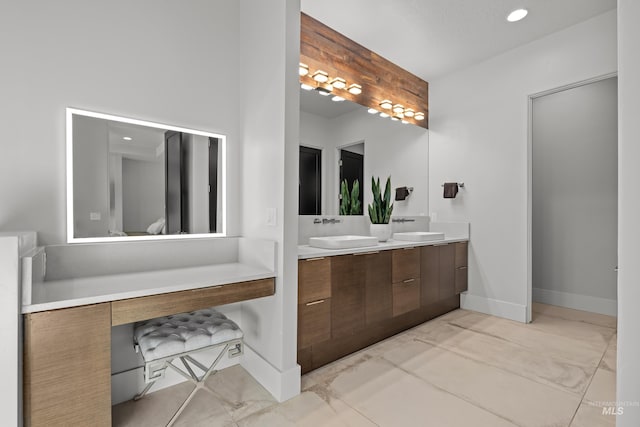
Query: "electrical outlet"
266 208 277 226
90 212 101 221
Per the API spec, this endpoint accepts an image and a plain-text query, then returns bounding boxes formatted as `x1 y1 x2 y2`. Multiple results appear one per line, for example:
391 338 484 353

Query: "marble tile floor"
112 303 617 427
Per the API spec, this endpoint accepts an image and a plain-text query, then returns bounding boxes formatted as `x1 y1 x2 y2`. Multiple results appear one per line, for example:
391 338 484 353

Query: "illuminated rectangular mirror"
66 108 226 243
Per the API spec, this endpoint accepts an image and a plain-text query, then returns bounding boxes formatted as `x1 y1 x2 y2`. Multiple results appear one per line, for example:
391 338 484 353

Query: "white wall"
532 77 618 315
300 107 429 216
0 0 242 245
73 115 110 238
122 157 164 233
617 1 640 424
429 10 617 322
238 0 301 401
186 135 211 234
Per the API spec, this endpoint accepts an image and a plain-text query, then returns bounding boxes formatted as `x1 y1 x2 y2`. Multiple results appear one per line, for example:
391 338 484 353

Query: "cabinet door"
24 303 111 427
331 254 366 339
298 257 331 304
421 245 440 306
365 251 392 324
439 244 456 299
455 242 469 294
298 299 331 348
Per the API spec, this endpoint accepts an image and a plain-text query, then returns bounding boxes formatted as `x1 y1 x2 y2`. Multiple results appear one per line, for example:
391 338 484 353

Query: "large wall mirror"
299 88 429 217
66 108 226 243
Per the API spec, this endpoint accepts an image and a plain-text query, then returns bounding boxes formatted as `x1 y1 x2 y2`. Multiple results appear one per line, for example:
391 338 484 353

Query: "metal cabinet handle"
305 257 326 262
306 300 325 306
403 278 416 284
457 266 468 270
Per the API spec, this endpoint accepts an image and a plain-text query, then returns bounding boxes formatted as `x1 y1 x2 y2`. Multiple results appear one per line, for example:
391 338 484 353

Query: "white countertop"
23 263 275 314
298 236 468 259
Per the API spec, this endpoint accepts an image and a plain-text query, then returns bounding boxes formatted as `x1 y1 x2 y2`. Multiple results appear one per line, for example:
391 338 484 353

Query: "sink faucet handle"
313 218 322 224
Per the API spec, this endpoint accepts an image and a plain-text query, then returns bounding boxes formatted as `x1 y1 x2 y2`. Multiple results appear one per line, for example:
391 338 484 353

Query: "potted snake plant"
368 176 394 241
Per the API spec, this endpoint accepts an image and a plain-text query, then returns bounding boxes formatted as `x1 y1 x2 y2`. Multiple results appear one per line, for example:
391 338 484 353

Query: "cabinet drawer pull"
305 257 326 262
457 266 468 270
353 251 380 256
306 300 325 306
402 278 416 284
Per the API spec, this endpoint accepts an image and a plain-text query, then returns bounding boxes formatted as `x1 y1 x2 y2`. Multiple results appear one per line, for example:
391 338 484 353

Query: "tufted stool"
133 308 243 426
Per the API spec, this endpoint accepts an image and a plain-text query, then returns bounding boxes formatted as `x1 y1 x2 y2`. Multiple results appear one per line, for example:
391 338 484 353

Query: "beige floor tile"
450 311 606 368
570 403 617 427
206 364 278 421
584 369 617 405
600 334 617 372
381 337 581 427
112 380 236 427
528 314 615 351
326 356 517 427
533 303 617 329
407 318 594 395
237 388 378 427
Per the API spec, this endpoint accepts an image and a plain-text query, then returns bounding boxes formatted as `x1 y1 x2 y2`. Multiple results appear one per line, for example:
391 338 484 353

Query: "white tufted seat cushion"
134 308 243 362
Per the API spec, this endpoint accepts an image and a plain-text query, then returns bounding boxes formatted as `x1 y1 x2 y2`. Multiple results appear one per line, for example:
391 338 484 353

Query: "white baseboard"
241 344 301 402
533 287 617 316
460 292 528 323
111 348 240 405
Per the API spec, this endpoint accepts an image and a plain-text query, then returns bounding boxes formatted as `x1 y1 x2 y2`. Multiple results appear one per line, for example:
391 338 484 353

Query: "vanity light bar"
347 84 362 95
301 67 363 97
312 70 330 83
299 63 309 76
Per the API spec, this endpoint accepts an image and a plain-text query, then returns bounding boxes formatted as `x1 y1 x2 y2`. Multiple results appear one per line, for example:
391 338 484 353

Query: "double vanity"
297 224 469 373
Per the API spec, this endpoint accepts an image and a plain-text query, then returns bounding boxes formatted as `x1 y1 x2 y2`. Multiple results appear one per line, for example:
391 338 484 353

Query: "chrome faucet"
392 218 415 223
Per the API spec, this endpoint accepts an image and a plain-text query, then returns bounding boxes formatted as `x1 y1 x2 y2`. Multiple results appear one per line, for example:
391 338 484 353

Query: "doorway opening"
338 142 364 215
528 75 618 322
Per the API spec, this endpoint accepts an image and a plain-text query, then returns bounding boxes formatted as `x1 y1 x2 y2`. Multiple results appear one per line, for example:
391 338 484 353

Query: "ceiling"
301 0 616 81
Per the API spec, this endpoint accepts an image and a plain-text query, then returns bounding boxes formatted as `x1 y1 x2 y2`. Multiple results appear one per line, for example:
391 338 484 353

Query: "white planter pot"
370 223 392 242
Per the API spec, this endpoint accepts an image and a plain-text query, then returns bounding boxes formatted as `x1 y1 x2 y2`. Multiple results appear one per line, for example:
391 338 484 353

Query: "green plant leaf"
350 179 361 215
339 180 350 215
368 175 393 224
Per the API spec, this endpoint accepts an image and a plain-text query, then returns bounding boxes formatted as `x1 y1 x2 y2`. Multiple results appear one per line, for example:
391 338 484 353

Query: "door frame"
526 72 617 323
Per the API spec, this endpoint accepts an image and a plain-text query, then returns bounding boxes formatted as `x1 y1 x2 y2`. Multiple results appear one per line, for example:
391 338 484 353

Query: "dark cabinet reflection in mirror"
299 146 322 215
68 108 225 242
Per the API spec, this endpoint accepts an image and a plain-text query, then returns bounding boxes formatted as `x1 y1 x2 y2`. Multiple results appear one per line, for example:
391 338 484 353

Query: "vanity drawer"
298 257 331 304
392 247 421 283
298 298 331 348
392 279 421 316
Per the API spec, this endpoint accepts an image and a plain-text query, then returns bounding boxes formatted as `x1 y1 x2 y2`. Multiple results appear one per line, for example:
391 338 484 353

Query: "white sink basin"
309 235 378 250
393 231 445 242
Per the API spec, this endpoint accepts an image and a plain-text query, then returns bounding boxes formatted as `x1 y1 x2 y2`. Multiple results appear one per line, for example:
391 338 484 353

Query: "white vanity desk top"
23 263 274 314
298 236 469 259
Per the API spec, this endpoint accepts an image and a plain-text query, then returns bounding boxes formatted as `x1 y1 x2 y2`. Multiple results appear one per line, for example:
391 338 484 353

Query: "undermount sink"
393 231 445 242
309 235 378 250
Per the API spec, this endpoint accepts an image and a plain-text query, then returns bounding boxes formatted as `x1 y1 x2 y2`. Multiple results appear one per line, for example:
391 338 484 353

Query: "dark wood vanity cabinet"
298 257 332 349
455 242 469 294
297 241 468 374
391 248 421 316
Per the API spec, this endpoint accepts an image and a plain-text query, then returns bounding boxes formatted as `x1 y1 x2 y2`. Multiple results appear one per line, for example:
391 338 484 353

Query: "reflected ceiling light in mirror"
404 108 415 118
391 117 399 122
347 84 362 95
299 63 309 76
414 112 425 121
330 77 347 89
380 100 393 110
392 104 404 114
380 112 390 118
316 83 333 95
312 70 330 83
122 136 132 141
367 108 378 114
301 83 314 91
331 95 345 102
402 120 409 125
507 8 528 22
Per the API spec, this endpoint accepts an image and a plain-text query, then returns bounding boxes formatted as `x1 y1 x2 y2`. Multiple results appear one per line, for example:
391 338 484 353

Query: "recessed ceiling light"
123 136 132 141
507 8 528 22
331 96 345 102
301 83 314 91
367 108 378 114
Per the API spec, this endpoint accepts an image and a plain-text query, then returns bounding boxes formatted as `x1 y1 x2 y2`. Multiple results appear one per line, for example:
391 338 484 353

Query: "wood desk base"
23 277 275 427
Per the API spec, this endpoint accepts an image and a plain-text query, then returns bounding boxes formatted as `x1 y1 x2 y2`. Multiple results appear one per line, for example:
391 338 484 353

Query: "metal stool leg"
133 381 155 401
